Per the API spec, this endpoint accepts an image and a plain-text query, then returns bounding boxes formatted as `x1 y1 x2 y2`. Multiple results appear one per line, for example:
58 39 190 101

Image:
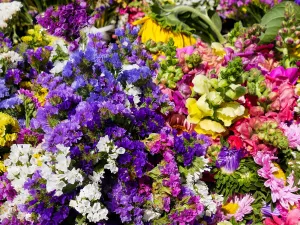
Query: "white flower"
0 2 22 28
88 171 105 184
50 60 68 74
70 182 108 223
143 209 161 222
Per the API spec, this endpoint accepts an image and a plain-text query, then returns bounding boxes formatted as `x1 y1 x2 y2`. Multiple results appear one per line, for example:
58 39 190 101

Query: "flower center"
222 202 239 215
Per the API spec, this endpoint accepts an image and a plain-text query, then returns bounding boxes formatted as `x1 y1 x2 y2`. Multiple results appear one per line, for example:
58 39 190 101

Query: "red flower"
227 135 243 149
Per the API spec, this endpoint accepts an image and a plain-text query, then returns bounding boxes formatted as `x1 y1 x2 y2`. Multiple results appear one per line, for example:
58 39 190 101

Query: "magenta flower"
269 66 299 85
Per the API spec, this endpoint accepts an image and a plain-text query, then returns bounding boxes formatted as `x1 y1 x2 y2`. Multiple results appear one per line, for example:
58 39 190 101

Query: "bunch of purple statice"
37 0 92 50
0 25 171 225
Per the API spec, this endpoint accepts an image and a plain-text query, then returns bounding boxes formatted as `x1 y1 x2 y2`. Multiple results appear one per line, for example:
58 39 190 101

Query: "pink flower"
280 123 300 149
269 66 299 85
223 194 255 221
286 209 300 225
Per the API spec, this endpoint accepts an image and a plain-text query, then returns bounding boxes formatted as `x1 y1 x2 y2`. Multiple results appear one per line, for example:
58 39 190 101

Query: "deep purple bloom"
216 147 244 174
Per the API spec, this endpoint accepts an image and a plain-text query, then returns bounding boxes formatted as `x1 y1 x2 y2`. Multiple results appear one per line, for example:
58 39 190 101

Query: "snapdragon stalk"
167 6 226 44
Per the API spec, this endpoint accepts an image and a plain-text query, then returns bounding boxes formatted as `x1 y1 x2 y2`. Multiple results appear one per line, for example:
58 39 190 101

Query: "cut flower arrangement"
0 0 300 225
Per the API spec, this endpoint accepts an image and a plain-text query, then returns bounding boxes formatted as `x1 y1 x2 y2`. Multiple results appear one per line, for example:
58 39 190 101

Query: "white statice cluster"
2 144 43 222
96 135 125 173
125 83 142 106
0 189 32 222
40 144 84 196
184 156 223 217
5 144 84 197
186 156 210 184
5 144 41 191
194 181 223 217
0 1 22 29
175 0 216 12
69 183 109 223
0 51 23 73
50 39 69 74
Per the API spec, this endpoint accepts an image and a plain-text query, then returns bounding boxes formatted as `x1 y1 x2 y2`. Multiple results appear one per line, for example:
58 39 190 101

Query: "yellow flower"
296 83 300 96
0 113 19 147
222 202 239 214
272 163 286 185
217 221 233 225
33 153 43 166
216 102 245 126
196 94 214 117
0 161 6 173
211 42 226 57
20 81 33 89
132 16 196 48
192 74 211 95
34 87 48 106
186 98 204 124
195 119 226 138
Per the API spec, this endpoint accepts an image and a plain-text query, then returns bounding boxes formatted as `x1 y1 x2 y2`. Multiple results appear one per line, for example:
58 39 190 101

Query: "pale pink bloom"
280 123 300 149
224 194 255 221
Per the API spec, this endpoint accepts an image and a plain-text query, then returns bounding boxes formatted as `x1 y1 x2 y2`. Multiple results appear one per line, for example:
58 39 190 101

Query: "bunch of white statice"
69 182 109 223
96 135 125 174
0 1 22 29
39 144 84 196
175 0 216 12
0 51 23 74
49 39 69 74
184 156 223 217
2 144 42 222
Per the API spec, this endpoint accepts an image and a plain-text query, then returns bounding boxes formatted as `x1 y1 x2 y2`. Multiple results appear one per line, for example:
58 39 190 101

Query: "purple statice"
43 120 83 152
0 32 12 51
174 131 211 166
5 68 22 85
169 196 204 224
296 0 300 5
21 171 74 224
108 180 146 225
160 150 182 197
1 216 33 225
0 78 9 99
36 72 63 91
46 84 81 111
0 95 22 109
37 1 91 50
129 107 165 138
116 136 147 179
25 46 53 72
0 173 17 203
216 146 244 174
16 128 43 146
19 88 40 108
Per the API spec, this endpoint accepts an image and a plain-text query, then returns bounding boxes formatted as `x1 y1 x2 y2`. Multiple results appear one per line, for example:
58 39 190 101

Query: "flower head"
222 194 255 221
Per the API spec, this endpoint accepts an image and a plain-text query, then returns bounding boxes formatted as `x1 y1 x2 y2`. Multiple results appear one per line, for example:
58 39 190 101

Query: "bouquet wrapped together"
0 0 300 224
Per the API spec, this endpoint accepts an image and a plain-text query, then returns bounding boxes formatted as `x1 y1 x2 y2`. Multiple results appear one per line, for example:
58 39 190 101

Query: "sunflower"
133 16 196 48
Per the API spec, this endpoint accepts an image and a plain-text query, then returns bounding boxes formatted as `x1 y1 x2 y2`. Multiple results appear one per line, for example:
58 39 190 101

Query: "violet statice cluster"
0 25 176 225
37 0 92 50
141 127 223 224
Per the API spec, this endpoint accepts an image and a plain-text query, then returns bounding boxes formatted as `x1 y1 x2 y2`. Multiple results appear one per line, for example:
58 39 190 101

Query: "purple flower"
216 147 244 174
269 66 299 84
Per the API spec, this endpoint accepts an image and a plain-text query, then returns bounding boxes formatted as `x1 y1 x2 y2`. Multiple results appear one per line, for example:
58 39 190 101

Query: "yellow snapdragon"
0 112 19 147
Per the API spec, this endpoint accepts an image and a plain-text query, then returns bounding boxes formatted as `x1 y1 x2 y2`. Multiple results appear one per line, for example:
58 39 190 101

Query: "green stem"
167 6 226 44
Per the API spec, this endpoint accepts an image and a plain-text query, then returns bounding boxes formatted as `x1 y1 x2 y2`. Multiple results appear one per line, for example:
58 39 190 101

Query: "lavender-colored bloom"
261 204 281 218
5 69 22 85
37 1 91 50
216 147 244 174
0 95 22 109
0 78 9 99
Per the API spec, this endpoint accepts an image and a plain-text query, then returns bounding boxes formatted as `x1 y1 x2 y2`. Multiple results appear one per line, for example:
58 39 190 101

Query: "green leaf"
259 2 300 44
211 12 222 32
